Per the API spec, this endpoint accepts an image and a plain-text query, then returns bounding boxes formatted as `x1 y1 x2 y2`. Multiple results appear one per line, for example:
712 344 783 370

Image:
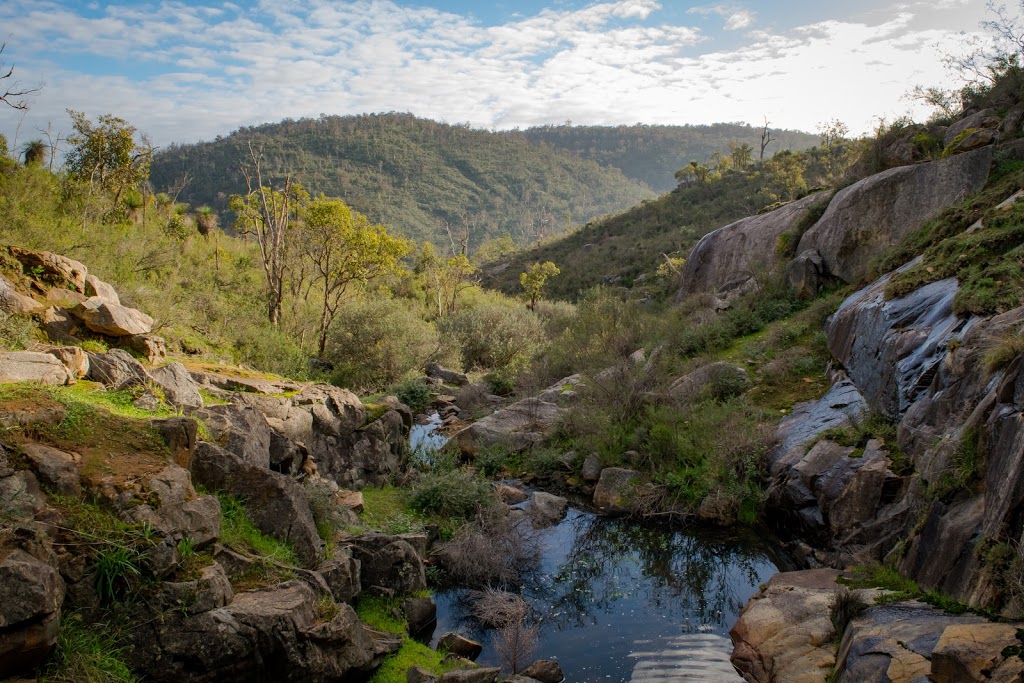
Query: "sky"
0 0 995 149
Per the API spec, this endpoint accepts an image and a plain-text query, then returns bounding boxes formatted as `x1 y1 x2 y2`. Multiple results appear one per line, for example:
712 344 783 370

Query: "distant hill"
149 113 656 247
517 123 820 192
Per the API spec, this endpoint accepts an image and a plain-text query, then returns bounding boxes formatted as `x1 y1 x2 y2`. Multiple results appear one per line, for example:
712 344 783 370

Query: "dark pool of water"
430 507 791 682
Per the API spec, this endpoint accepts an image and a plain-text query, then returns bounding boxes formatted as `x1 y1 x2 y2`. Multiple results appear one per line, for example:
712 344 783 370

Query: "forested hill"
517 123 820 192
150 113 657 246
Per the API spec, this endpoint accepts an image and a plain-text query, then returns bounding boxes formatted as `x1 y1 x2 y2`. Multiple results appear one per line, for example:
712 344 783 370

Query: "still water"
430 507 789 682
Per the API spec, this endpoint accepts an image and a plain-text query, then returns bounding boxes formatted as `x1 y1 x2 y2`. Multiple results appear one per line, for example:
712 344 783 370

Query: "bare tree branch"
0 42 41 110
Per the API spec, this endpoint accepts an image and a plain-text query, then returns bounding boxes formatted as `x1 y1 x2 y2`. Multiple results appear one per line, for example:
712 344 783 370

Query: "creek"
410 413 792 682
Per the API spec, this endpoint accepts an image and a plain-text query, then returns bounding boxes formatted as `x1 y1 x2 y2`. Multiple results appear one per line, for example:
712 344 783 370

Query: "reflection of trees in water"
534 515 784 631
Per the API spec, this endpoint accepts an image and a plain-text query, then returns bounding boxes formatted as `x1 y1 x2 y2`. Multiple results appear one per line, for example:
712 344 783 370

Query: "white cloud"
688 4 755 31
0 0 990 149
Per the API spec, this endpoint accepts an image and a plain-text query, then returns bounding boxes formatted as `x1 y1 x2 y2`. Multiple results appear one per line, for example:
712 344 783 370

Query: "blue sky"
0 0 992 148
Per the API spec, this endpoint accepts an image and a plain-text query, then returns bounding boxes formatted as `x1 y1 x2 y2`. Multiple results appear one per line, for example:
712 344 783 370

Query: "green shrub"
0 311 39 350
440 301 542 374
327 297 441 392
409 469 497 520
389 378 431 413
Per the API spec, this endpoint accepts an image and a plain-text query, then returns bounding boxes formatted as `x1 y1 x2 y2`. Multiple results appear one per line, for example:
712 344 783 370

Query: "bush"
408 469 497 520
327 297 442 392
440 300 542 374
433 515 540 587
830 588 868 639
389 377 431 413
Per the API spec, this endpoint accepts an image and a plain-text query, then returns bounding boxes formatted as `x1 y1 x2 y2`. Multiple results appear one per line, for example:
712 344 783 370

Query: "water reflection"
433 507 790 682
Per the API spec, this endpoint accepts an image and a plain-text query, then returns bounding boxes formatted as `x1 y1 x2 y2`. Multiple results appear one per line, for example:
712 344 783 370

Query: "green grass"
354 594 408 634
360 486 427 535
812 412 913 475
838 563 997 617
367 639 457 683
216 492 298 565
883 162 1024 316
39 612 135 683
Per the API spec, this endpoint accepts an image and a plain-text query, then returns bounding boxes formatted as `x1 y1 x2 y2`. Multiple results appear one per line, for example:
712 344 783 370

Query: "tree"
229 143 309 326
759 117 774 163
0 42 40 110
417 242 478 318
519 261 560 309
21 139 46 166
298 195 410 357
65 111 154 207
728 141 754 170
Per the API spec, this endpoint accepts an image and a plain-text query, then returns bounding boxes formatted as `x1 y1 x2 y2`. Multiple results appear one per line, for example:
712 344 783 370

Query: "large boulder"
86 348 151 389
425 362 469 386
454 397 562 456
9 246 87 292
318 548 362 603
22 443 81 498
347 532 427 596
593 467 641 514
796 146 992 285
0 549 65 678
125 580 382 682
943 108 998 147
191 442 324 567
527 491 568 528
150 362 204 409
42 345 89 379
71 296 154 336
195 404 273 469
0 351 71 386
730 569 852 683
676 191 829 300
84 273 120 304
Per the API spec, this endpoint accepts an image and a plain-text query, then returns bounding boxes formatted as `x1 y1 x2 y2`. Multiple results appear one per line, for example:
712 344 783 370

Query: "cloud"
688 4 755 31
0 0 988 149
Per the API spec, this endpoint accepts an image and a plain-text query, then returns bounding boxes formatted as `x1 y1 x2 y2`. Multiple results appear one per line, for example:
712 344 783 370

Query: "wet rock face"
827 269 968 418
676 191 829 300
797 146 992 285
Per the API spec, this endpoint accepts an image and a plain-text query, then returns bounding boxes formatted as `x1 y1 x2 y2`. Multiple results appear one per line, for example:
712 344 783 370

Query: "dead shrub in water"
432 513 540 588
472 588 538 674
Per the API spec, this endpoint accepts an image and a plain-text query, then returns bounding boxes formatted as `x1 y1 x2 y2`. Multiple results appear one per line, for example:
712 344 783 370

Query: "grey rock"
528 491 568 528
426 362 469 386
667 361 750 404
786 248 828 298
948 127 997 154
522 659 564 683
437 669 500 683
22 443 80 497
122 465 222 549
0 549 64 679
943 107 997 147
581 453 603 482
454 397 563 456
150 362 204 409
195 404 272 468
191 441 324 567
0 351 71 386
677 191 829 299
319 548 362 603
828 268 966 417
797 146 992 284
86 348 151 389
71 296 154 336
348 532 426 596
593 467 641 514
157 562 233 615
402 595 437 639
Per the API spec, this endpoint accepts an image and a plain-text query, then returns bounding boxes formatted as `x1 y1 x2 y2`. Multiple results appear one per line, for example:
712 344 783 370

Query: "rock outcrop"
677 192 829 300
795 146 992 285
454 397 562 456
0 352 71 386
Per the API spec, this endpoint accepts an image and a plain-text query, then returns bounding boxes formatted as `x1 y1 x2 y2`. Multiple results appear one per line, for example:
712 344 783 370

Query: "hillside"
149 113 656 247
517 123 820 192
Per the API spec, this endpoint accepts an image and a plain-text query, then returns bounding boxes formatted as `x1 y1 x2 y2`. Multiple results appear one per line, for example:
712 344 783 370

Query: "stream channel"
409 413 793 682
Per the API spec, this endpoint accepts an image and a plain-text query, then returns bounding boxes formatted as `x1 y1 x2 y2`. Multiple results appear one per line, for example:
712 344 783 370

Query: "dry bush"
432 513 540 588
472 588 538 674
471 588 530 627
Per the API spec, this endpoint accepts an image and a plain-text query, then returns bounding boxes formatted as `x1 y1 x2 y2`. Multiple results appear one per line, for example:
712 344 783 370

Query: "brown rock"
336 489 365 512
42 345 89 378
930 623 1021 683
71 297 154 336
496 484 528 505
0 275 41 315
9 247 87 292
123 334 167 364
438 632 483 660
83 273 120 304
522 659 564 683
593 467 641 513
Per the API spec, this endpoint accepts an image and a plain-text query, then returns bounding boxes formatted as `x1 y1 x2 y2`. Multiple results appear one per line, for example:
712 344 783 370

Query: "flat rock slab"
0 352 71 386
